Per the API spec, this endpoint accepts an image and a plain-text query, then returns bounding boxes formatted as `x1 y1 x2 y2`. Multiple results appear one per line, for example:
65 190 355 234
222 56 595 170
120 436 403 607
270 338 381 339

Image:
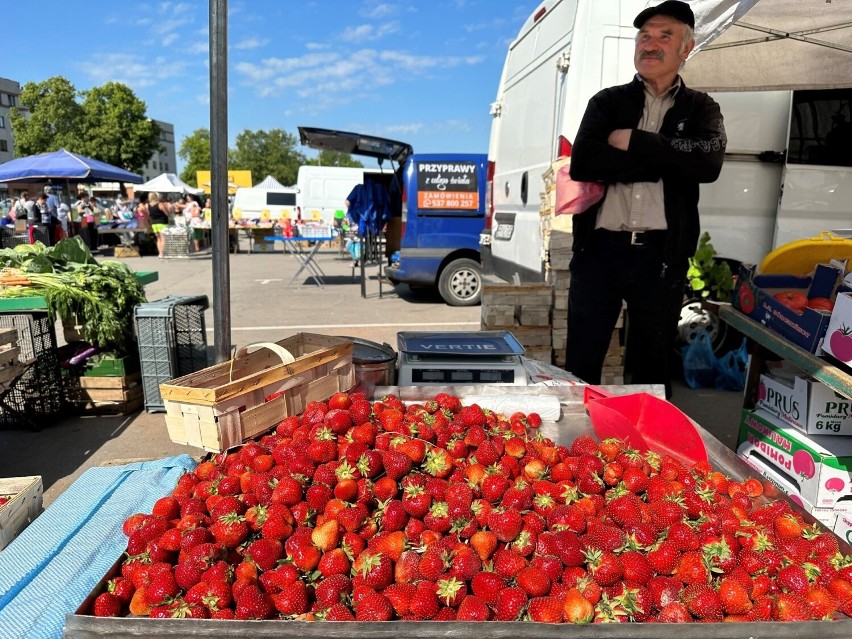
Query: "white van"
232 187 299 221
482 0 852 283
296 165 385 226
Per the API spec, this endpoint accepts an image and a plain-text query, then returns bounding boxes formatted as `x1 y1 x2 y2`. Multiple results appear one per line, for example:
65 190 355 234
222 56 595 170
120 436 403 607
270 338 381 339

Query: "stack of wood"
0 328 29 394
480 283 553 363
64 372 144 416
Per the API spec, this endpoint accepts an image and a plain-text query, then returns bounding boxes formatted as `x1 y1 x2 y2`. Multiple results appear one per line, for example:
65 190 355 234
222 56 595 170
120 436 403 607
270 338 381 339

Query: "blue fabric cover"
0 455 196 639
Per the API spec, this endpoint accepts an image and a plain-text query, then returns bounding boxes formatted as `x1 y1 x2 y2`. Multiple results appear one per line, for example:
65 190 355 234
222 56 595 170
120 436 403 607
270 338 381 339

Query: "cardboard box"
732 263 841 352
757 372 852 436
822 290 852 365
0 476 43 550
835 511 852 545
737 408 852 511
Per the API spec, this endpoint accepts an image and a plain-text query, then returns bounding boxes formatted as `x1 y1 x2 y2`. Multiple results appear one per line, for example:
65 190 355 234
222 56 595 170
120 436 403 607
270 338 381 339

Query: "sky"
4 0 534 170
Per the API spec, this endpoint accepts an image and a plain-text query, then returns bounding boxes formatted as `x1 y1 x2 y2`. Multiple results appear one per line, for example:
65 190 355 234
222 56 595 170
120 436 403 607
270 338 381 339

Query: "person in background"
57 203 70 239
13 192 29 222
202 197 212 222
564 0 726 398
185 199 204 251
30 193 55 246
147 193 170 258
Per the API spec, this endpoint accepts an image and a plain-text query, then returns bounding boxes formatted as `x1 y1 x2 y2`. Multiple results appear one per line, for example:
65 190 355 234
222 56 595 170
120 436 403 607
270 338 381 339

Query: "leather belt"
596 229 667 247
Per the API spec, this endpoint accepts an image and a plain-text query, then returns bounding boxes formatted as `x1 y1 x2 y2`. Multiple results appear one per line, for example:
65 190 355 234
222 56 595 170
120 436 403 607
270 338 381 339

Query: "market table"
61 384 852 638
94 226 144 253
265 234 336 287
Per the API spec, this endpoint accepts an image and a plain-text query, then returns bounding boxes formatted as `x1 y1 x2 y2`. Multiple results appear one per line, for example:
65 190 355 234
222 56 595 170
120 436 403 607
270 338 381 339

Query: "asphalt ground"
0 235 743 506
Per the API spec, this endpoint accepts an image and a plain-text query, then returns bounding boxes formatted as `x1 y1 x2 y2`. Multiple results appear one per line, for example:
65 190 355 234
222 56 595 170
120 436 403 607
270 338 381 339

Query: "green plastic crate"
84 353 141 378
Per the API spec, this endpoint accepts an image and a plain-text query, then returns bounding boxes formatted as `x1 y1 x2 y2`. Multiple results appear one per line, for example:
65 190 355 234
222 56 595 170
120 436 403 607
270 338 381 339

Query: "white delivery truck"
481 0 852 284
295 165 385 226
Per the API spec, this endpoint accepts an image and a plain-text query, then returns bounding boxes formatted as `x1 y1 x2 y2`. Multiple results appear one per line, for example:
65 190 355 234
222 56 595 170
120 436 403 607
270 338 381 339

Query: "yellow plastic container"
758 232 852 275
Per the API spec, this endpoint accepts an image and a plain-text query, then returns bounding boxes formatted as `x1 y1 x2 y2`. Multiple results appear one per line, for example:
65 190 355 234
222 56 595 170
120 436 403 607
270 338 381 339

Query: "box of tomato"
732 263 842 353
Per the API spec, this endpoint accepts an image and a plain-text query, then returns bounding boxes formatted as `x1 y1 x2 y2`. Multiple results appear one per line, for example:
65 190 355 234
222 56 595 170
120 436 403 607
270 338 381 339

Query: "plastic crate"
162 229 192 258
0 227 30 249
0 312 64 429
134 296 209 412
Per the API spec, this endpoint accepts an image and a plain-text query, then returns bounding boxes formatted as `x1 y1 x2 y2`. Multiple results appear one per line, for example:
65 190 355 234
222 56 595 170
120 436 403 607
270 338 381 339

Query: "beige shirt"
596 76 681 232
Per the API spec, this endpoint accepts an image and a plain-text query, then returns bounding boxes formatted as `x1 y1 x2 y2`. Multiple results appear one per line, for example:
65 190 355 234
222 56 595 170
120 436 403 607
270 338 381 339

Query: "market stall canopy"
135 172 204 195
685 0 852 91
254 175 287 189
0 149 142 183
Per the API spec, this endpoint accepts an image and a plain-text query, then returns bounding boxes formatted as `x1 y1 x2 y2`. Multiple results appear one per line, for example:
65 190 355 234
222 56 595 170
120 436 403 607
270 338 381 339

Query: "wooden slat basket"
160 333 354 452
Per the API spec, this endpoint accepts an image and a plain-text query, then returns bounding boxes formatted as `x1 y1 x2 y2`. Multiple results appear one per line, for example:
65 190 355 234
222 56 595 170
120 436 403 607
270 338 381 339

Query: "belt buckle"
630 231 645 246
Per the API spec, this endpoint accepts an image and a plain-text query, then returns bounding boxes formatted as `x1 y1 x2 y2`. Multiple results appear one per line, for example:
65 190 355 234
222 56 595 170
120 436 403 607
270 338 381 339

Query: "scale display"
412 367 516 384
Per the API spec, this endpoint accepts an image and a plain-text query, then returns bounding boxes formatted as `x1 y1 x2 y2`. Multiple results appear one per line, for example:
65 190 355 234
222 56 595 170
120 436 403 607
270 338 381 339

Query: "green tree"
78 82 161 173
178 128 212 186
307 150 363 168
8 76 159 174
8 76 84 155
228 129 306 186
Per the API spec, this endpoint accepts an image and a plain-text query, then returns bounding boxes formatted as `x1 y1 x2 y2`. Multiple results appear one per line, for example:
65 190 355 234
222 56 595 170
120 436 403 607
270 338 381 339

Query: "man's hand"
608 129 632 151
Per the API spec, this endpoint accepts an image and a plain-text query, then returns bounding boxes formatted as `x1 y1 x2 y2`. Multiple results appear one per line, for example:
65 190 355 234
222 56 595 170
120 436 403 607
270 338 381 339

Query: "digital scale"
396 331 528 386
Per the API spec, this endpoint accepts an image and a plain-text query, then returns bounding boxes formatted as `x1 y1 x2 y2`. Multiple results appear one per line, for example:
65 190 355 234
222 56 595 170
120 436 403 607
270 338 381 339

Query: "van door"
773 89 852 248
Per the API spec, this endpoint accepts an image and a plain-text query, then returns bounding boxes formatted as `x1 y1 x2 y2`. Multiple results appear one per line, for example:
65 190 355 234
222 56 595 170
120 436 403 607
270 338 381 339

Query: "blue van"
298 128 486 306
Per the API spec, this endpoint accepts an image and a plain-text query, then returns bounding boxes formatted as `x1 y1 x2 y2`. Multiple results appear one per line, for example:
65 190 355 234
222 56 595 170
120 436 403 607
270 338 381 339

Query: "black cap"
634 1 695 29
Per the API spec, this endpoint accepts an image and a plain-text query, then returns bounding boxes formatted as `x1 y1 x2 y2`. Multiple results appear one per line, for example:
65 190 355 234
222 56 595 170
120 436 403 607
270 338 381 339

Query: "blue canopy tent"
0 149 143 184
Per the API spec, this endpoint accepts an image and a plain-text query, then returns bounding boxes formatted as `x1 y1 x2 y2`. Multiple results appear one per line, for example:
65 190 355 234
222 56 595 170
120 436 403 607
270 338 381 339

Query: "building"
0 77 26 165
140 120 177 182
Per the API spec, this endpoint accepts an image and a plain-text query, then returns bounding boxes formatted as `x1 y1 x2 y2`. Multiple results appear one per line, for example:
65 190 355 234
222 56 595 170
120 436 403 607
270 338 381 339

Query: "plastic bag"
681 330 718 389
715 337 748 392
555 162 605 215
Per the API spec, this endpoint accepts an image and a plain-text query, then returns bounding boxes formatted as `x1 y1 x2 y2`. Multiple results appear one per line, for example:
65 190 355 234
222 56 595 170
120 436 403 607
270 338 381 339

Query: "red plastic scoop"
583 386 708 467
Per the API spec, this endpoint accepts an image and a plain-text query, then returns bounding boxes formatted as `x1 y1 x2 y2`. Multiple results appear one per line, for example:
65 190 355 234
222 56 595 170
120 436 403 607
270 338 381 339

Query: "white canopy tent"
686 0 852 91
254 175 287 189
135 172 204 195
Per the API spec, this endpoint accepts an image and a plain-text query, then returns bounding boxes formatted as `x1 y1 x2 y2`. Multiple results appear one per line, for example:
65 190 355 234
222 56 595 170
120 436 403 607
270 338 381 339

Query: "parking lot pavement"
0 241 744 506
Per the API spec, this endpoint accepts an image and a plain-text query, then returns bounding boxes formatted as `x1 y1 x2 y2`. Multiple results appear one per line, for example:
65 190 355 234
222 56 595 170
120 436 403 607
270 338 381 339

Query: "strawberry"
470 529 497 562
456 594 490 621
318 547 351 577
562 587 594 624
488 508 522 542
352 550 393 590
528 595 564 622
106 576 135 606
384 582 417 616
605 493 643 527
772 592 812 621
448 546 481 581
402 484 431 518
325 602 356 621
494 586 529 621
516 565 551 597
209 512 248 548
718 577 753 615
492 547 527 579
245 538 282 572
355 591 394 621
337 504 369 532
805 584 838 619
271 580 309 615
620 550 653 585
93 592 121 617
682 583 723 621
235 583 273 620
646 540 681 575
777 564 810 595
409 580 440 619
657 601 692 622
674 550 711 585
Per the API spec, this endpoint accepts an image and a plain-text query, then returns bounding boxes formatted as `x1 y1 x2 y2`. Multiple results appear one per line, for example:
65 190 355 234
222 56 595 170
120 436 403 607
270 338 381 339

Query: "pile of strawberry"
93 391 852 624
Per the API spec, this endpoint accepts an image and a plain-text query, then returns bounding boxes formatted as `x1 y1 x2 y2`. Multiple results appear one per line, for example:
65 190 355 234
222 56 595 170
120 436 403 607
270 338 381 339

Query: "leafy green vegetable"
0 237 147 353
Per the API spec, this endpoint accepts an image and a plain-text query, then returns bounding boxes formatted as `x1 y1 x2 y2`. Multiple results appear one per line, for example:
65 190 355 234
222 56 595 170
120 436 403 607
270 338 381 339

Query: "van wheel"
438 258 482 306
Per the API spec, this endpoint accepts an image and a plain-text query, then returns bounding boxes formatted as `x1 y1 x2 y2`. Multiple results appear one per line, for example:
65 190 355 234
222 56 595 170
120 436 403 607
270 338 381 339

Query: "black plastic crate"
135 296 209 412
0 312 64 429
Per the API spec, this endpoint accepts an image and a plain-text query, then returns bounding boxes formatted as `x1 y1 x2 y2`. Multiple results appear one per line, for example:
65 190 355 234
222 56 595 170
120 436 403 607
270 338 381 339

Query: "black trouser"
566 229 686 397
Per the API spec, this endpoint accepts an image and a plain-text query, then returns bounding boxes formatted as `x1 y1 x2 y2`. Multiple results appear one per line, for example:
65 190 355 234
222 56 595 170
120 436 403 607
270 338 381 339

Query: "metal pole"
210 0 232 362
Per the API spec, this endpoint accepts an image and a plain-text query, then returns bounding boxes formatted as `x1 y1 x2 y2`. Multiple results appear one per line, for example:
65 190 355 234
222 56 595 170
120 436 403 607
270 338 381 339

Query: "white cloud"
233 37 269 50
384 123 424 136
233 46 485 113
77 53 189 89
361 2 396 19
340 21 399 43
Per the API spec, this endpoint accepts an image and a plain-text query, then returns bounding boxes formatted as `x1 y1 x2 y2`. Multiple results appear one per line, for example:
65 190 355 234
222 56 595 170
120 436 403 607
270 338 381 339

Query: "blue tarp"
346 181 391 236
0 149 143 184
0 455 196 639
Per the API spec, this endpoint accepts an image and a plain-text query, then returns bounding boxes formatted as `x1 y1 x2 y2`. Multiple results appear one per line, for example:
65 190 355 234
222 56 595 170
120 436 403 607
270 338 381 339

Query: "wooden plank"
0 475 43 550
72 373 142 390
0 328 18 347
0 347 20 366
72 386 144 402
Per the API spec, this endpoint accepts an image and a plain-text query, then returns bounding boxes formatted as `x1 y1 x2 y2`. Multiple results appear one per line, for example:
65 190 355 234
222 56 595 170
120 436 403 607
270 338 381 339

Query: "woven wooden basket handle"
230 342 296 382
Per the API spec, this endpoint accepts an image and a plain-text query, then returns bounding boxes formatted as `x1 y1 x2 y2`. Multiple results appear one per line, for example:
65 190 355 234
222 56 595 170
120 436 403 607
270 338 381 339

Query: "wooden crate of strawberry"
160 333 354 452
0 475 43 550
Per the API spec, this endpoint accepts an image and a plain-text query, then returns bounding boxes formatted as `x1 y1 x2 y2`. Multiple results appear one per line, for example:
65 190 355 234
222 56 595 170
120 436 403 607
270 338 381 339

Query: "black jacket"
569 76 726 266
